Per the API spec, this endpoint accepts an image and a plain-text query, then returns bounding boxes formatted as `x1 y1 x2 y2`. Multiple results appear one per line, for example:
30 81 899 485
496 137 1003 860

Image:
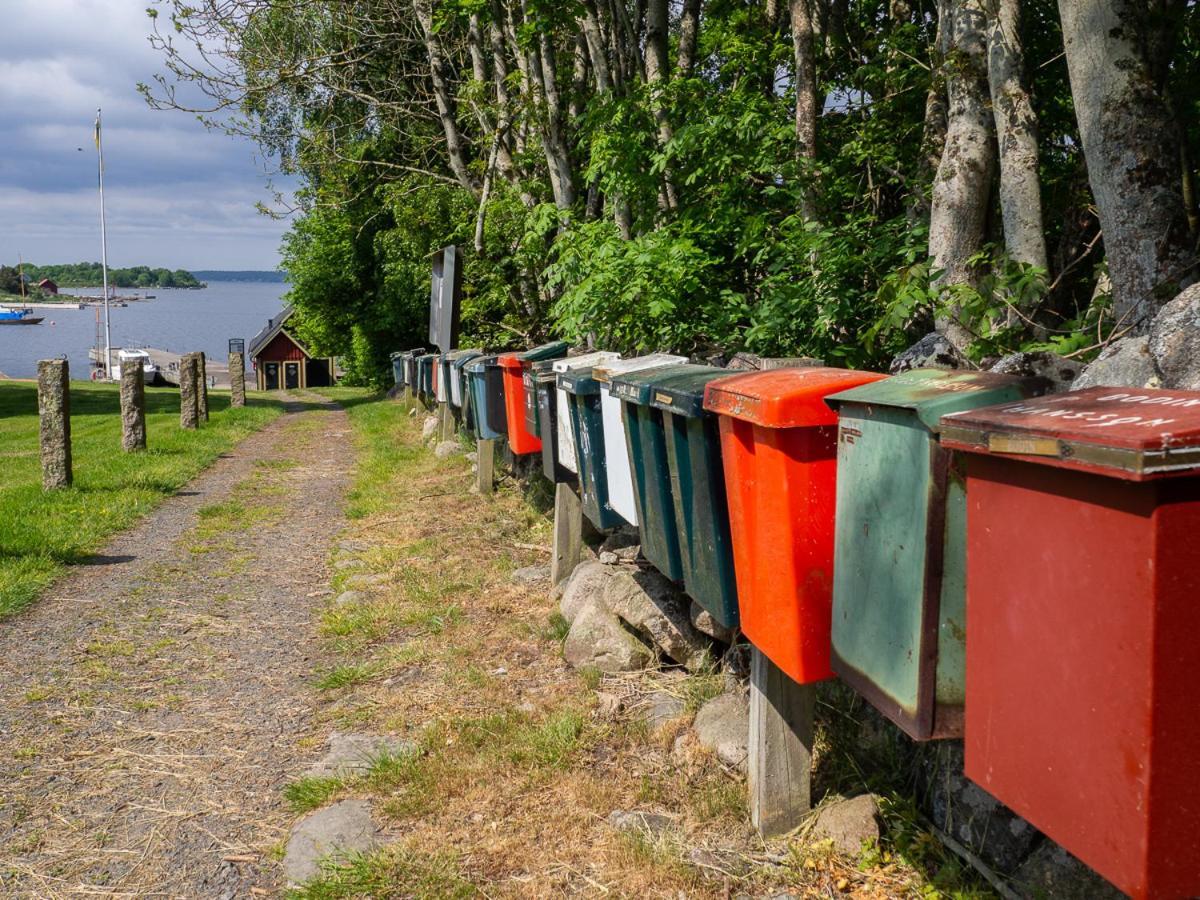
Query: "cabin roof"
249 305 310 358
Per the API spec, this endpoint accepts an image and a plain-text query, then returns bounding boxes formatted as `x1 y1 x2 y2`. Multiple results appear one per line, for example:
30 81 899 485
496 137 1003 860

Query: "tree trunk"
986 0 1047 277
929 0 996 351
644 0 678 209
414 0 480 195
677 0 702 76
1058 0 1196 327
791 0 818 219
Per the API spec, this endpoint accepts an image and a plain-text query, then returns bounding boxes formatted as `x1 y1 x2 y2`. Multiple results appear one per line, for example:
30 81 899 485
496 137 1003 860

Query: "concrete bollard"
229 351 246 408
37 358 72 490
197 352 209 422
120 357 146 451
179 352 200 430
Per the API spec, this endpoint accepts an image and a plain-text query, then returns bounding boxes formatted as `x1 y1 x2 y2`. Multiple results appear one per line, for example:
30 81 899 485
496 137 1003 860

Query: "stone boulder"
563 601 654 673
1073 336 1159 390
1011 841 1124 900
1149 283 1200 389
283 799 379 886
607 809 675 837
693 692 749 774
560 561 616 624
807 794 882 855
989 351 1081 392
421 416 439 441
306 732 416 778
604 568 712 670
890 333 967 374
433 440 459 458
511 564 551 586
690 600 734 645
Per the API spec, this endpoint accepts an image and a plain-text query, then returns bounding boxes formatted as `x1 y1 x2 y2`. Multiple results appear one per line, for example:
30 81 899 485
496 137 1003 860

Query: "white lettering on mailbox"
996 402 1178 429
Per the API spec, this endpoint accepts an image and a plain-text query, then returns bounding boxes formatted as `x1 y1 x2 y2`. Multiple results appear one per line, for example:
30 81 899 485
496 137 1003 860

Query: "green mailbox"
826 368 1050 740
558 366 621 530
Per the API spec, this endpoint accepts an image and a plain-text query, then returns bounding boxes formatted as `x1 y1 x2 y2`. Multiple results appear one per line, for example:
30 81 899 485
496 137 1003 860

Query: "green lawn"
0 381 284 617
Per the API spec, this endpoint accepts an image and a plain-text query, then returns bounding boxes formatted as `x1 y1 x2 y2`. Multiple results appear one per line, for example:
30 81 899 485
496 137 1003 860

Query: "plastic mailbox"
558 366 622 529
497 342 568 455
418 353 437 401
390 352 405 386
433 353 448 404
824 369 1050 739
464 355 506 441
594 355 688 526
938 388 1200 900
703 367 886 682
522 365 542 439
533 362 572 483
552 352 621 474
448 350 481 409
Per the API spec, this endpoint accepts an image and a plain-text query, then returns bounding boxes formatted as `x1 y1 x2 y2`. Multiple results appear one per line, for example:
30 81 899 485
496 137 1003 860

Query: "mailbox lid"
594 353 687 384
516 340 569 363
940 387 1200 480
826 368 1050 432
447 349 482 368
558 367 603 396
610 364 690 406
553 350 620 375
642 364 734 417
463 354 496 375
704 367 886 428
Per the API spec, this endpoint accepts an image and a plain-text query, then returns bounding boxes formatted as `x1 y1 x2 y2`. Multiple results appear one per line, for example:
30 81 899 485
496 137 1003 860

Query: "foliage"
20 263 202 289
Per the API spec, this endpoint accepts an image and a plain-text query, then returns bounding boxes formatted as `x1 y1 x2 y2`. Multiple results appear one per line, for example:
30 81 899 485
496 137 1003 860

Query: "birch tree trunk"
677 0 702 76
1058 0 1196 327
986 0 1046 277
791 0 818 220
413 0 480 196
644 0 679 210
929 0 996 351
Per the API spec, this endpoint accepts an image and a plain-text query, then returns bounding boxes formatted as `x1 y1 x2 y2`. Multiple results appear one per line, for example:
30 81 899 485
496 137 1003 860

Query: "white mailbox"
552 352 621 473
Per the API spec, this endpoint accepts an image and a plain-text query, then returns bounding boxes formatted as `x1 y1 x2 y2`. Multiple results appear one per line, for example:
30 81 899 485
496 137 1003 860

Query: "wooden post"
439 400 454 442
475 438 495 494
197 351 209 421
749 647 815 837
179 353 199 430
119 357 146 451
229 351 246 408
550 482 585 586
37 359 71 490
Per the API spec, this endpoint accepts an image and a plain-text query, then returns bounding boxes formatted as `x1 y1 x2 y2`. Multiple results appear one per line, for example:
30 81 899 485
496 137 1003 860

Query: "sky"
0 0 293 271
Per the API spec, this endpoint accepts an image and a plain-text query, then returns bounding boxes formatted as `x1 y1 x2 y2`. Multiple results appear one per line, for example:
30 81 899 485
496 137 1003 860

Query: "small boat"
112 349 160 382
0 307 44 325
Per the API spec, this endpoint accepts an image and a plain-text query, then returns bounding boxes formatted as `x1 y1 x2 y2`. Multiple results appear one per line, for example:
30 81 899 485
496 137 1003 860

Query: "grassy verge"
0 380 284 617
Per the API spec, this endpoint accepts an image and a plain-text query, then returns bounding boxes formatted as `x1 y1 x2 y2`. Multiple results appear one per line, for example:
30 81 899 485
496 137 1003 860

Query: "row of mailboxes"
400 346 1200 898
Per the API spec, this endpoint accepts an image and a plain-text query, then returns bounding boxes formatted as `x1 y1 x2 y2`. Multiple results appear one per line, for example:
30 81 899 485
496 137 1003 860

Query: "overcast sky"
0 0 292 271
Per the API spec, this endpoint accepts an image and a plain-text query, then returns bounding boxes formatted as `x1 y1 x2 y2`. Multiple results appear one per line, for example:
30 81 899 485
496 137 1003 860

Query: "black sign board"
428 245 463 353
229 338 245 355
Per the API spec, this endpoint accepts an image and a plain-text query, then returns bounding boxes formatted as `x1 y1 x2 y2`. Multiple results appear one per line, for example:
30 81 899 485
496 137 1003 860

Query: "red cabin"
248 306 335 391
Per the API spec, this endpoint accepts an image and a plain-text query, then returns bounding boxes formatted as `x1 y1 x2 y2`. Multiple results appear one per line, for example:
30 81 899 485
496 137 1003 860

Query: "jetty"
88 347 230 389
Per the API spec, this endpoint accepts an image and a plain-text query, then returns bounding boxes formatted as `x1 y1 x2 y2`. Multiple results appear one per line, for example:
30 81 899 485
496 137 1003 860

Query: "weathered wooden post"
550 482 585 586
229 351 246 408
748 647 815 837
119 357 146 451
37 359 72 490
475 438 495 494
179 352 199 430
439 400 455 442
197 351 209 422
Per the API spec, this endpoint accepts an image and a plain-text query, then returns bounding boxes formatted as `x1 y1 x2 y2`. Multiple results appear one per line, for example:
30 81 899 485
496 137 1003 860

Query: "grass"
0 380 283 617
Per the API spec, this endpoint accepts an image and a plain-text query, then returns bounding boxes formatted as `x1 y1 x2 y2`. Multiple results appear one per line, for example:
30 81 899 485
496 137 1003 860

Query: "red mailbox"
940 388 1200 900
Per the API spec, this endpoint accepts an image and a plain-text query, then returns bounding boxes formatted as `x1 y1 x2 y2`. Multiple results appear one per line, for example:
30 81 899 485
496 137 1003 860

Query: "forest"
20 263 203 289
145 0 1200 386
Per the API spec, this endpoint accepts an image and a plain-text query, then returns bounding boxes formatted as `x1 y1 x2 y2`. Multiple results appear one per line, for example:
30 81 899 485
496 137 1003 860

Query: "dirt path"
0 395 351 898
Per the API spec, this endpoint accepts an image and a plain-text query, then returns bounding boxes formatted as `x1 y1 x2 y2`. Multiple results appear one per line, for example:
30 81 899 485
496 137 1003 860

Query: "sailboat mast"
97 108 112 379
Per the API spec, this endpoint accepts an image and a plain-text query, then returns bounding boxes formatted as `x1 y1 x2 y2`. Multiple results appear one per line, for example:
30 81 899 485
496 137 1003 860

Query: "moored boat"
0 307 44 325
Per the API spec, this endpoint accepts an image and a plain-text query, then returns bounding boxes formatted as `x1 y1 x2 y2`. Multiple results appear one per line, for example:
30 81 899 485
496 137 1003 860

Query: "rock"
421 416 439 440
560 561 615 624
807 794 882 855
924 742 1039 874
599 527 640 555
604 569 713 670
333 590 365 607
641 690 687 732
1150 283 1200 389
511 564 551 586
333 558 364 571
282 799 379 886
1011 841 1125 900
687 847 753 877
595 691 624 719
989 351 1081 392
607 809 675 836
1073 336 1159 390
343 573 390 589
889 333 967 374
337 539 370 552
690 601 734 644
598 551 619 565
434 440 459 458
693 692 749 774
563 602 654 673
306 732 416 778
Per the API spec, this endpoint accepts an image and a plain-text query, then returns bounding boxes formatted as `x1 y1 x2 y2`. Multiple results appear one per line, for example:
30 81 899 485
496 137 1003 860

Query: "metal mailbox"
522 365 542 439
703 367 886 683
402 349 422 388
825 369 1050 739
497 342 568 455
533 362 572 483
390 351 405 385
433 353 449 404
552 352 621 474
594 354 688 526
558 366 622 529
417 354 437 402
464 355 506 441
939 388 1200 900
448 350 482 409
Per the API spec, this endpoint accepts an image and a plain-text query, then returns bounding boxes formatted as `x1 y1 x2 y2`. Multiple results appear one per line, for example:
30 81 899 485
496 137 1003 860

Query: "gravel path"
0 395 352 898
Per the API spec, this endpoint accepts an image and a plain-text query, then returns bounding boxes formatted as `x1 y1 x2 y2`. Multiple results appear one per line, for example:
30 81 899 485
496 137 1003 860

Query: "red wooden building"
248 306 335 391
38 278 58 295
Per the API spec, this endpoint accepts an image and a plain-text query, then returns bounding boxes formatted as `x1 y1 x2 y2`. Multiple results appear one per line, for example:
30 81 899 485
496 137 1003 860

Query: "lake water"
0 282 289 380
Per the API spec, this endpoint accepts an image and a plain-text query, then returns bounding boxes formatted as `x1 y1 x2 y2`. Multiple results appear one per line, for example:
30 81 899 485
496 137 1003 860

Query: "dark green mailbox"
826 368 1050 740
465 355 507 440
533 362 571 483
558 367 622 530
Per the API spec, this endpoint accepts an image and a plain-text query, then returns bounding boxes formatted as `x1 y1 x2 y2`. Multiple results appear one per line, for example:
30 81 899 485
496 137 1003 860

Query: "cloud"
0 0 293 269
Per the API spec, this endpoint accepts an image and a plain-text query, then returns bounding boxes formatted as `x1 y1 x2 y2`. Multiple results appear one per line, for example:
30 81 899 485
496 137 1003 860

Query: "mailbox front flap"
558 367 603 395
516 340 570 363
595 353 688 384
610 365 686 406
826 368 1051 432
704 367 887 428
939 387 1200 479
644 365 734 416
552 350 621 375
450 350 483 371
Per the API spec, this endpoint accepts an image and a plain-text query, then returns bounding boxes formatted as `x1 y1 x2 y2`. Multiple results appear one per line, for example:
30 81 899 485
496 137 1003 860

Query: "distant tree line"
191 270 287 283
21 263 203 289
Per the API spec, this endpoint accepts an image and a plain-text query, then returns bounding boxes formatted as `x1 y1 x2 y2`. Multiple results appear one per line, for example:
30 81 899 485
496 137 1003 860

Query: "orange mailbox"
940 388 1200 900
703 367 886 684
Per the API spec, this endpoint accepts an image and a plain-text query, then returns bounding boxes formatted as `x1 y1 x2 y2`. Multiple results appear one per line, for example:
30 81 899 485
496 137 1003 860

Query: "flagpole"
97 108 112 380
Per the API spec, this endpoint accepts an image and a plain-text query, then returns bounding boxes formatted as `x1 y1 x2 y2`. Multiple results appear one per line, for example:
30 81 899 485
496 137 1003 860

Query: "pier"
88 347 230 389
